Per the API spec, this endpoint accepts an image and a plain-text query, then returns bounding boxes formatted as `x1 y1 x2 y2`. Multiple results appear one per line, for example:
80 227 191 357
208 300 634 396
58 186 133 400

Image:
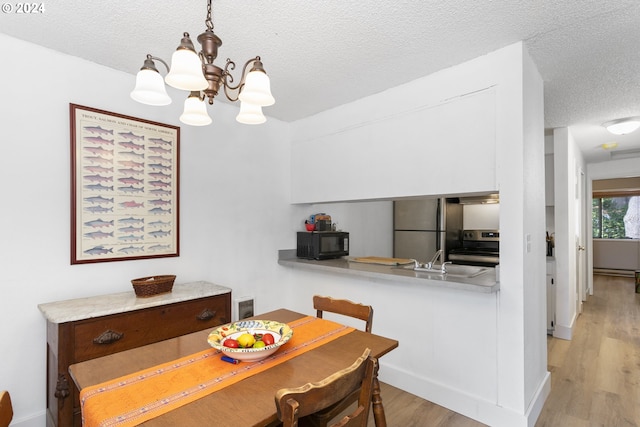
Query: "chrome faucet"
441 261 452 273
425 249 443 269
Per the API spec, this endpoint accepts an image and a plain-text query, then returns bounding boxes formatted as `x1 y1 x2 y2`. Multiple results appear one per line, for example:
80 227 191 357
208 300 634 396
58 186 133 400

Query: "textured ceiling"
3 0 640 163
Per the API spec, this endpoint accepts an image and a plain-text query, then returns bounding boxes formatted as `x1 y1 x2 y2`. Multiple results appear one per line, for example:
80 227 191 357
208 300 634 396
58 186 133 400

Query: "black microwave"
297 231 349 260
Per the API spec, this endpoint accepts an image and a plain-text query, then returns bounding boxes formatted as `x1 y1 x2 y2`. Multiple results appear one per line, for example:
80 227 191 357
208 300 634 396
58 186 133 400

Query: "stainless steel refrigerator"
393 198 463 263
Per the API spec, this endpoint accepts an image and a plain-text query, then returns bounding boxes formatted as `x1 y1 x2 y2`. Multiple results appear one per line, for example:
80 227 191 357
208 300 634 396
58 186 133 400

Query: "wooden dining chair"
0 391 13 427
311 296 376 426
313 295 373 333
275 348 377 427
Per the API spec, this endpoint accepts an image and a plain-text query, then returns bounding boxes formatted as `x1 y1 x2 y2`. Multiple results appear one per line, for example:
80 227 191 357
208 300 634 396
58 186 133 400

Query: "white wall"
288 42 549 427
552 128 585 340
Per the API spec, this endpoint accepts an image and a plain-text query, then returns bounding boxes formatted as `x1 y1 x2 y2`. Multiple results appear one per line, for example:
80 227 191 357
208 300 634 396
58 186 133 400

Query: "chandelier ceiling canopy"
130 0 274 126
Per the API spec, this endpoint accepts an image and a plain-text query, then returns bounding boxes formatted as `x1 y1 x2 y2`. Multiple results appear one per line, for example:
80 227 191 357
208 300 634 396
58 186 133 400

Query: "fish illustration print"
149 220 171 228
118 246 144 254
148 244 171 252
118 185 144 193
118 216 144 224
117 168 144 176
84 205 113 214
84 245 113 255
84 165 113 174
149 229 170 238
118 234 144 242
148 155 171 163
83 196 114 204
149 207 171 215
149 180 171 188
148 198 171 206
118 131 144 141
118 176 144 185
84 183 114 192
148 163 171 171
118 160 144 169
84 218 114 228
84 156 112 165
150 188 171 196
83 174 113 183
118 225 144 233
118 141 145 151
119 200 144 208
149 171 172 179
83 125 113 135
84 146 114 156
83 231 114 239
84 136 114 145
148 137 171 145
148 146 171 154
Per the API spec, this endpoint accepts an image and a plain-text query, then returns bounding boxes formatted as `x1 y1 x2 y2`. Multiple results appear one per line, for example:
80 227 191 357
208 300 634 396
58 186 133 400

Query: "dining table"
68 308 399 427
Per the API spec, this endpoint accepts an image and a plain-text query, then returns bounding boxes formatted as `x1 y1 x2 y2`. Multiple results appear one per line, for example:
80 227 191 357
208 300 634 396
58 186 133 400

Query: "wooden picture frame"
70 104 180 264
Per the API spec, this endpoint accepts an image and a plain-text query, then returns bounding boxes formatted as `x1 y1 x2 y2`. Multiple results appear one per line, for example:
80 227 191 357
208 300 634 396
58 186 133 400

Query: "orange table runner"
79 316 354 427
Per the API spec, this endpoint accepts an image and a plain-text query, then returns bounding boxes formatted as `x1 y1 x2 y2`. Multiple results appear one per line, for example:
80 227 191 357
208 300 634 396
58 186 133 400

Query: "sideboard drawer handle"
93 329 124 345
197 308 216 321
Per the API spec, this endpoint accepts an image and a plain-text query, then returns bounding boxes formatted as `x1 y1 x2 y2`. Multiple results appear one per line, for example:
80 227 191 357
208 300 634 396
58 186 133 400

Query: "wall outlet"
234 296 255 321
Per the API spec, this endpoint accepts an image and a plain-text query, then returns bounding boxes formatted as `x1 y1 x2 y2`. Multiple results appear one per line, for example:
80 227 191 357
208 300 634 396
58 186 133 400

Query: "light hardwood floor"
366 274 640 426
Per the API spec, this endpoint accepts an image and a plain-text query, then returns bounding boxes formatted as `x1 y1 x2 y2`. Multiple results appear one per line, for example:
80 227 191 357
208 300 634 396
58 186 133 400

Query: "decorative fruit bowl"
207 320 293 362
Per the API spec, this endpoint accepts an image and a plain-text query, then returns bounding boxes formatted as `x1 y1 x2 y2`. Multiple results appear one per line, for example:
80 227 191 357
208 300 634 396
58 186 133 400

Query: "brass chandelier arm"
221 56 261 102
142 54 170 74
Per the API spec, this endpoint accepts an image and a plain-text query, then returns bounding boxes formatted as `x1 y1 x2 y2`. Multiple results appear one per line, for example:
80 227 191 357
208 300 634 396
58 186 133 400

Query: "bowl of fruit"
207 319 293 362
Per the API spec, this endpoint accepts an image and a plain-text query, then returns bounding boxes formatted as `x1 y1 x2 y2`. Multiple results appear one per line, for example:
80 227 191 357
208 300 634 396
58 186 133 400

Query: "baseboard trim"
593 268 635 278
553 314 575 340
379 363 549 427
11 410 45 427
525 371 551 426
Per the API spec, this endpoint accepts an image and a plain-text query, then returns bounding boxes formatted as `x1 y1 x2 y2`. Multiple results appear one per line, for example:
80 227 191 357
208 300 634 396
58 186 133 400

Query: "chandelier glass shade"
165 48 209 91
129 0 274 126
236 101 266 125
180 92 213 126
130 68 172 106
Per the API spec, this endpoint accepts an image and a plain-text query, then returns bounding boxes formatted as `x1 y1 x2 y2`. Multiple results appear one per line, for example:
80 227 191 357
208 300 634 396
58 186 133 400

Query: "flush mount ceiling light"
602 117 640 135
130 0 274 126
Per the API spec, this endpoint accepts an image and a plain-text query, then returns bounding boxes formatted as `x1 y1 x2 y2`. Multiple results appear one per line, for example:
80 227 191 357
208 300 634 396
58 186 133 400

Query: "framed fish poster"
70 104 180 264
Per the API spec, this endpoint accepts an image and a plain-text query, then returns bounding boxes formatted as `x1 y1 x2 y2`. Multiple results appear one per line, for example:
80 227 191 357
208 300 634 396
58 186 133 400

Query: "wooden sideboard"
38 281 231 427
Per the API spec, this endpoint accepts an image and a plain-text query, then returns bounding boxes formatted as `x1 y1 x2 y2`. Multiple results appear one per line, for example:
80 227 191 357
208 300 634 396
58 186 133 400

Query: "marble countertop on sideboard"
38 281 232 324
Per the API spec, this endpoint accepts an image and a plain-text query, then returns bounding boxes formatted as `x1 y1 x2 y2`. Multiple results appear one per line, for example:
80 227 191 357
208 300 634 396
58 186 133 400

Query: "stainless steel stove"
448 229 499 266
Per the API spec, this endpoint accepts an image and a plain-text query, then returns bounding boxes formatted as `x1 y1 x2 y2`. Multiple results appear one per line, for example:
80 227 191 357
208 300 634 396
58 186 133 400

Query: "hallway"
535 274 640 426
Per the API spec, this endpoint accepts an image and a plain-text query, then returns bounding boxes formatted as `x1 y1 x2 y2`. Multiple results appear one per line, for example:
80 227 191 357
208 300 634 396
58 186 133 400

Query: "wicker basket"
131 275 176 297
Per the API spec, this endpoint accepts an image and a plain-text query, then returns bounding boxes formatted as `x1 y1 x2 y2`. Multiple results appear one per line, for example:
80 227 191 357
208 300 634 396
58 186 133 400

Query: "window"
592 196 640 238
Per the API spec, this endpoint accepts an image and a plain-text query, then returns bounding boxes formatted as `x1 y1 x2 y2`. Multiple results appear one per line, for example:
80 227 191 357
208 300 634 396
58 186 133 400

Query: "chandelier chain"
205 0 213 31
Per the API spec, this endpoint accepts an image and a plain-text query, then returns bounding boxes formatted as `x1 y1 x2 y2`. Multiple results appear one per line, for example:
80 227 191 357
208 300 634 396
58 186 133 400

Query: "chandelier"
130 0 274 126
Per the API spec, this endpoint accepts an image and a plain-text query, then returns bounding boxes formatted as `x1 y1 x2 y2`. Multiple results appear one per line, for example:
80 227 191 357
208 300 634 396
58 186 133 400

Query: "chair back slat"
313 295 373 333
275 348 376 427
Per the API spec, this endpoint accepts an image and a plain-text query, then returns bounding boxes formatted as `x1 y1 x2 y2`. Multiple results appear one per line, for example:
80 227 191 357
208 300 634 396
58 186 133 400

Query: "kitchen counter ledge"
278 250 499 293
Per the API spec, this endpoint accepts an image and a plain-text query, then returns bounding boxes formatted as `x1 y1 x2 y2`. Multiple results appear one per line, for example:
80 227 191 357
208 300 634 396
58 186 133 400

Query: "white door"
576 167 587 313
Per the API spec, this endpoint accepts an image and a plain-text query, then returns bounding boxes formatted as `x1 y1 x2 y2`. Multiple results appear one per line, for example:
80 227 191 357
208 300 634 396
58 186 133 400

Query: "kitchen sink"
396 264 491 278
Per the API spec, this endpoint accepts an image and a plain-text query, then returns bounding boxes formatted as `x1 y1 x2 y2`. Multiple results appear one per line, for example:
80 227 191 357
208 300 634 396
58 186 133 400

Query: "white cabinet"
546 258 556 334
